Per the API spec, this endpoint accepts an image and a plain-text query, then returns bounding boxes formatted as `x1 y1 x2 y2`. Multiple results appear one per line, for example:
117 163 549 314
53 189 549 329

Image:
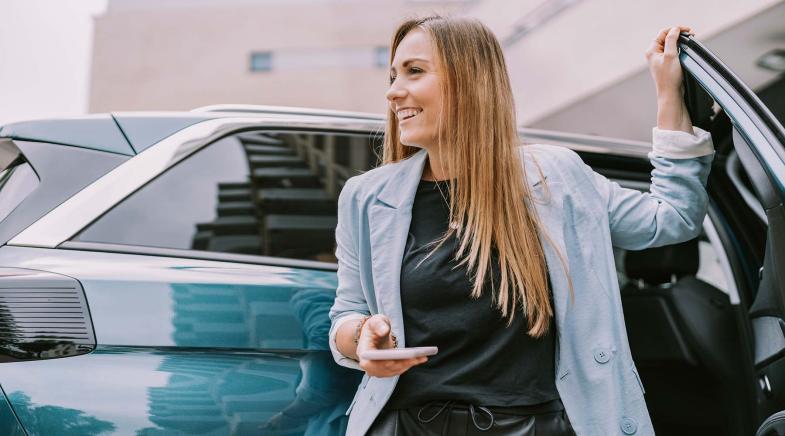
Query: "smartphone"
359 346 438 360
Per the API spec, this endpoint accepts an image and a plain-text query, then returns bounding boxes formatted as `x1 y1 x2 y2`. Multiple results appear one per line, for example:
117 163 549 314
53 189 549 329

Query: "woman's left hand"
646 25 693 97
646 25 695 133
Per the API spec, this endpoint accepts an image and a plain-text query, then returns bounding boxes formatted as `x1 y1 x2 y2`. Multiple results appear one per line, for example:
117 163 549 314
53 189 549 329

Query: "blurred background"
1 0 783 142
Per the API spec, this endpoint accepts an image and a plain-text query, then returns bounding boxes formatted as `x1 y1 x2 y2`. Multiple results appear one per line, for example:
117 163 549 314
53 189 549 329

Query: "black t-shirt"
386 179 560 409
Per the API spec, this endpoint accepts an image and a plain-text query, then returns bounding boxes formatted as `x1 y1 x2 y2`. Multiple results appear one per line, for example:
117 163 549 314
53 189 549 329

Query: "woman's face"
386 28 443 150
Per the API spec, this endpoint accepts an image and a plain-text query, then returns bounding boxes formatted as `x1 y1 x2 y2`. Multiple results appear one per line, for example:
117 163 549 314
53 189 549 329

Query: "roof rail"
192 104 385 121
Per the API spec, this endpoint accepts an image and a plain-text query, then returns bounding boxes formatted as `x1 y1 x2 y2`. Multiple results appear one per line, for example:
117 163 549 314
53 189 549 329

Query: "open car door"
679 34 785 435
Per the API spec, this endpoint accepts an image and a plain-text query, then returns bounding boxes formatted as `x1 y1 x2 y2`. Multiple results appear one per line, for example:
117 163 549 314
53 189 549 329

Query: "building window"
374 46 389 68
250 51 273 72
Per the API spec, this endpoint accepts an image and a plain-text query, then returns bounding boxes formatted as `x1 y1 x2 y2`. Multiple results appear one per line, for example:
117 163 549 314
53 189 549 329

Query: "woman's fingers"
382 356 428 376
649 26 694 56
359 314 394 348
386 356 427 370
367 316 390 342
360 356 428 377
664 26 680 57
647 27 670 56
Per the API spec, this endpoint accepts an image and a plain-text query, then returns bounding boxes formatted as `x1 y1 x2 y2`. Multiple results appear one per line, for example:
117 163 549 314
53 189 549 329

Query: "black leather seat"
621 239 746 436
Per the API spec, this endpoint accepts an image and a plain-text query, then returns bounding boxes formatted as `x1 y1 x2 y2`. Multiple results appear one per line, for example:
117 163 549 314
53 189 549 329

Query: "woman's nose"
385 83 406 102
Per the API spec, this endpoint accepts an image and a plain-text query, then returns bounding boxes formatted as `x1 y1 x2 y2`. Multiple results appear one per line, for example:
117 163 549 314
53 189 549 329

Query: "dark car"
0 35 783 435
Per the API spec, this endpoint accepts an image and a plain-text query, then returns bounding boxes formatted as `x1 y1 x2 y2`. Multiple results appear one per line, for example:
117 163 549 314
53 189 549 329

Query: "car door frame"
679 34 785 431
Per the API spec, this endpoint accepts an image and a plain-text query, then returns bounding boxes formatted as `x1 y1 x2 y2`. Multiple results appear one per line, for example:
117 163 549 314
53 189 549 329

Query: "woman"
329 15 713 436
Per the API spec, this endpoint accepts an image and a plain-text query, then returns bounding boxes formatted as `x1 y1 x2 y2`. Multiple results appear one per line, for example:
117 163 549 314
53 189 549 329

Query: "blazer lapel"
368 149 429 346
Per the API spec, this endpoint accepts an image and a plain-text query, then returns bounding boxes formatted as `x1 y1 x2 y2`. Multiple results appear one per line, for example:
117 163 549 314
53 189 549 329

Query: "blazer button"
620 417 638 434
593 348 611 364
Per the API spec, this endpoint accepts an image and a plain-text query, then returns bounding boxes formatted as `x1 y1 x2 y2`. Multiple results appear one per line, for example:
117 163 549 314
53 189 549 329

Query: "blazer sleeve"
579 126 715 250
328 176 370 370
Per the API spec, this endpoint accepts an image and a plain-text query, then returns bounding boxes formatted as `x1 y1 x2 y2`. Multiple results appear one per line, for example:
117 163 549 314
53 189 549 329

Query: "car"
0 35 783 435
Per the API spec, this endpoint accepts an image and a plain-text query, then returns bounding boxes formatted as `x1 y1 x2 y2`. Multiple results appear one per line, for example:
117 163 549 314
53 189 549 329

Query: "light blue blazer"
329 127 714 436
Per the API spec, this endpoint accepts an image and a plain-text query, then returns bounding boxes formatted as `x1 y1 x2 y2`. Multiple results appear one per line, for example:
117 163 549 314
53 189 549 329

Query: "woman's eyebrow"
390 57 430 72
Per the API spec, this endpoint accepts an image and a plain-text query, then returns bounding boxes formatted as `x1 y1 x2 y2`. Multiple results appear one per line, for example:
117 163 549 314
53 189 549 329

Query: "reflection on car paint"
0 348 360 434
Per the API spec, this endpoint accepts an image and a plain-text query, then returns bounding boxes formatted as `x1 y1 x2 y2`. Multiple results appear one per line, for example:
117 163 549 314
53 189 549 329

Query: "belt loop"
468 404 495 431
416 401 496 432
417 400 454 423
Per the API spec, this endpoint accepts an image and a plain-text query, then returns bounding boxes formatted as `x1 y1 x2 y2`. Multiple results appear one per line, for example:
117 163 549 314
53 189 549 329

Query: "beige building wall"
89 0 467 114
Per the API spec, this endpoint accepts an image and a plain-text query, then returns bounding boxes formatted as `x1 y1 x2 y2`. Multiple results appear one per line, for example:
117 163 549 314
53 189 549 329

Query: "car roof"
0 104 651 158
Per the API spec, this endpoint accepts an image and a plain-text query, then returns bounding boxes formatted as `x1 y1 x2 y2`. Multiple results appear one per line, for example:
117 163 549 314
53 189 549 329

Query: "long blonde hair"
382 16 555 337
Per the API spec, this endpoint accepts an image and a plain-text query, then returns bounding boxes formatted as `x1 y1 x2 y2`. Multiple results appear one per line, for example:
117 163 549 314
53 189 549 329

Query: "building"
89 0 785 141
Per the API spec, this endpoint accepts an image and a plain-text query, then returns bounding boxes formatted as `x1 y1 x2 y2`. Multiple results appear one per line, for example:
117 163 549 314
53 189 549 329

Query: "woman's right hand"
356 314 428 377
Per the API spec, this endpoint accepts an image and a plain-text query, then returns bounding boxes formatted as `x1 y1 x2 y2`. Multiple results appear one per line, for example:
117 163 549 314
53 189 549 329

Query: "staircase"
191 132 339 260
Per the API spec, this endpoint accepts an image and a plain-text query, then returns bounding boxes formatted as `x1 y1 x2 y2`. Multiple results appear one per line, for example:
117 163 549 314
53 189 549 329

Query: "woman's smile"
398 108 423 123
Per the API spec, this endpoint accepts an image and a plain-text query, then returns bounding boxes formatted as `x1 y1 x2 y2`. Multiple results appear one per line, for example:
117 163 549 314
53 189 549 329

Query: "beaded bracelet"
352 316 371 345
352 316 399 348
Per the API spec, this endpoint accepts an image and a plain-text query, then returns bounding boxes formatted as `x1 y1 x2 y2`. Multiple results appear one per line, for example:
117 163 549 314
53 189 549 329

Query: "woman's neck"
423 151 450 181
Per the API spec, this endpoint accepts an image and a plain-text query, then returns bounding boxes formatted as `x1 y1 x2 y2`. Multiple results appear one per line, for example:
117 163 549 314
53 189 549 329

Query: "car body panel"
0 245 360 434
0 346 357 435
0 386 25 436
0 245 336 349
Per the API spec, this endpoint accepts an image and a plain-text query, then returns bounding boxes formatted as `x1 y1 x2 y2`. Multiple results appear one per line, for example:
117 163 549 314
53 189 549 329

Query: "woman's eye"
389 68 422 84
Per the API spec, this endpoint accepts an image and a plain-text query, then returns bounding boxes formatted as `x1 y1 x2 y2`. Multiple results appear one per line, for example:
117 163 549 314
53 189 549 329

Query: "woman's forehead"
392 28 435 66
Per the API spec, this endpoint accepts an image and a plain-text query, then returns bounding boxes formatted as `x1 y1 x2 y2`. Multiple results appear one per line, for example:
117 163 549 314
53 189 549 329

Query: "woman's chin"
399 135 427 149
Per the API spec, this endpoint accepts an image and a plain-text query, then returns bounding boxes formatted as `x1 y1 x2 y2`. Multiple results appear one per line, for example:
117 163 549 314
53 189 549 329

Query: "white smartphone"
359 346 438 360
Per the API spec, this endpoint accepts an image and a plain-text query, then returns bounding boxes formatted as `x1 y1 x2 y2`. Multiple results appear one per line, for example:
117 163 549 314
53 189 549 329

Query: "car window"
74 130 380 262
0 141 39 225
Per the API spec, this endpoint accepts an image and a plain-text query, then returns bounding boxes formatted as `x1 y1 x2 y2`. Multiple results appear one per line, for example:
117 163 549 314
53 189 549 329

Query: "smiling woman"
329 14 712 436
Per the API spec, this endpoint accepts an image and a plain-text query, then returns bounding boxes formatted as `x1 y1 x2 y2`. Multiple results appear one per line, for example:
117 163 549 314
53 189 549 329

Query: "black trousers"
366 398 576 436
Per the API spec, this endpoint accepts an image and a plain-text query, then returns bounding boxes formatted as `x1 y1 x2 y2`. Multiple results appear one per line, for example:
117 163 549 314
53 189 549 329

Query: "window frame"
61 127 382 270
7 117 384 248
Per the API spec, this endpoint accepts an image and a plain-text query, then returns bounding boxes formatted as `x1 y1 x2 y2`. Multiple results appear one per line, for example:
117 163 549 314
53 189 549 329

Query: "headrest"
624 238 699 285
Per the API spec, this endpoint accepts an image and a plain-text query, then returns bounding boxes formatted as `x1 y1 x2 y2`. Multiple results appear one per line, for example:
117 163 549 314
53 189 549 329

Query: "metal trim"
7 115 650 248
191 104 385 121
59 240 338 272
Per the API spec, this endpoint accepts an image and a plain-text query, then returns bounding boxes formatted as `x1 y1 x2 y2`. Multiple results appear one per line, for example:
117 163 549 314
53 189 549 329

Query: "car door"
679 34 785 434
0 124 379 435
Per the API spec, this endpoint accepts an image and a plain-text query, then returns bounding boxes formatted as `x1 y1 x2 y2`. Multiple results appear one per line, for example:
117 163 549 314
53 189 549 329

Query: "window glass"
0 162 39 224
75 131 380 262
374 46 390 68
250 51 273 72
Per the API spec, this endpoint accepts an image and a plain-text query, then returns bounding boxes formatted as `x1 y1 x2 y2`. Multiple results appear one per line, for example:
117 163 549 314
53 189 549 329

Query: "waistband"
387 398 564 432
